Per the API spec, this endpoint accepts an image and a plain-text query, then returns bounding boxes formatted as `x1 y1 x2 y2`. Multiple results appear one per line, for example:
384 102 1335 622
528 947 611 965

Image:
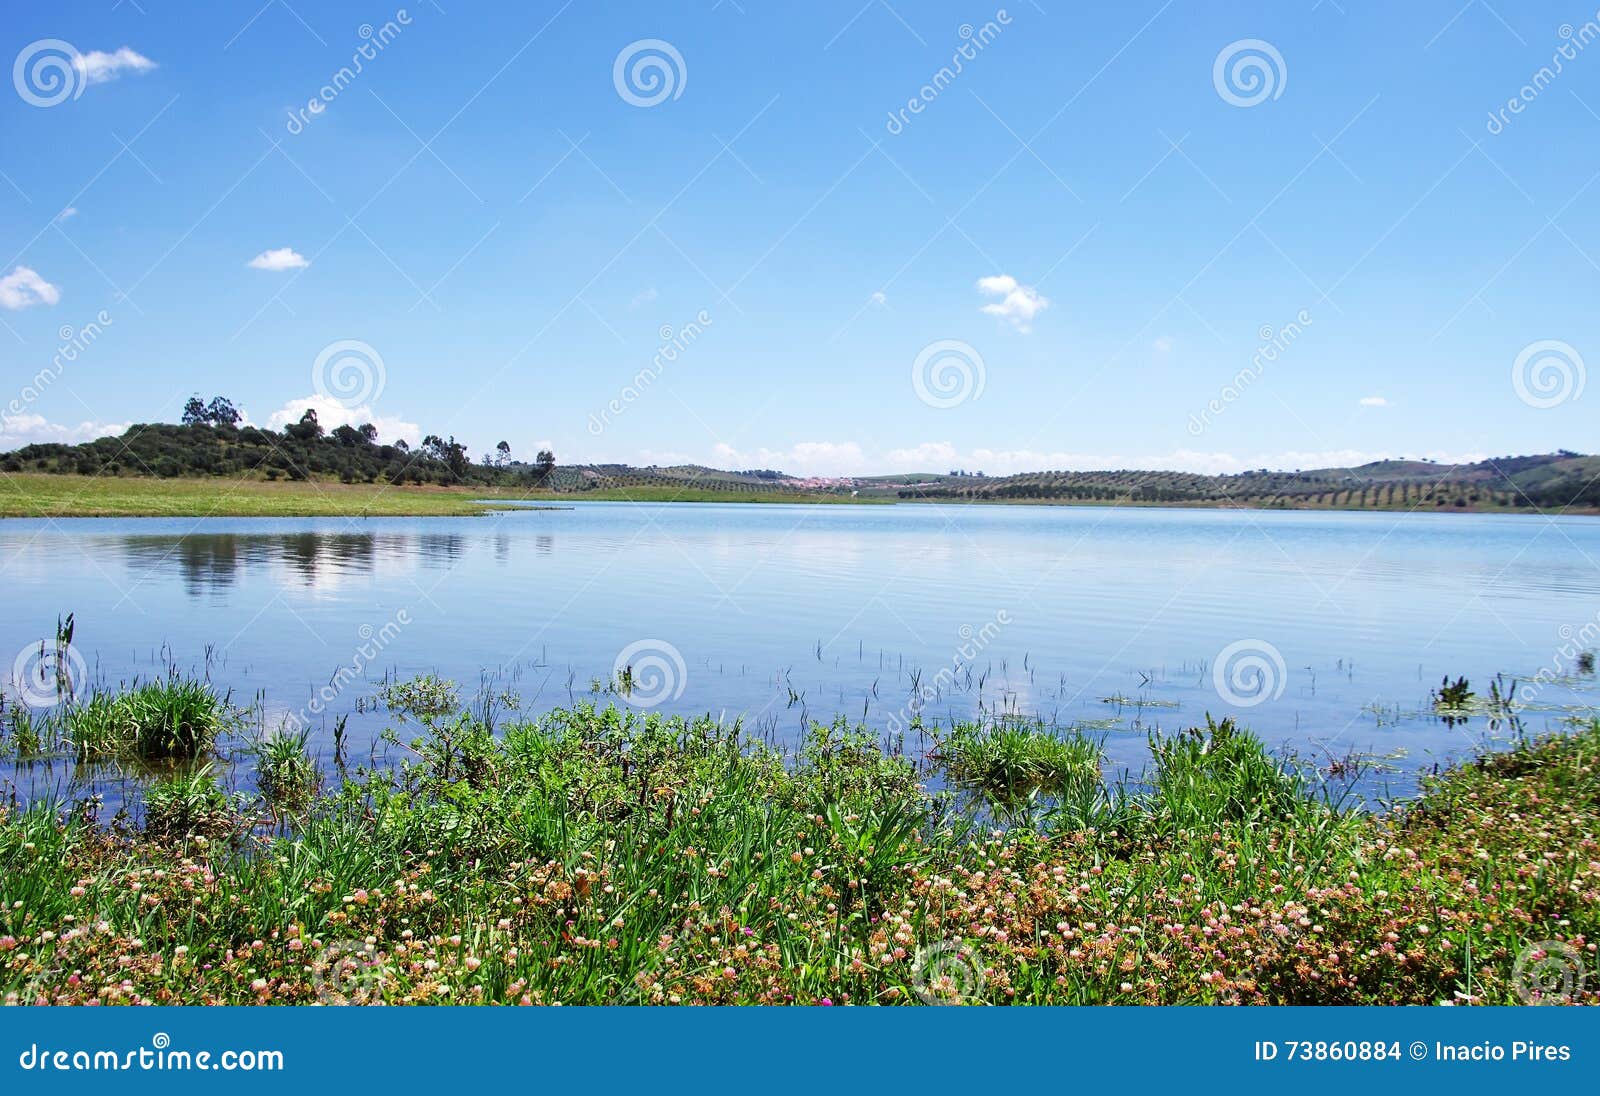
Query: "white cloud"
700 442 1488 479
248 247 309 272
976 273 1049 332
711 441 867 477
0 266 61 310
0 413 128 450
1359 396 1388 407
628 288 659 310
1153 336 1174 353
56 207 77 222
266 394 419 446
74 47 157 85
869 291 888 309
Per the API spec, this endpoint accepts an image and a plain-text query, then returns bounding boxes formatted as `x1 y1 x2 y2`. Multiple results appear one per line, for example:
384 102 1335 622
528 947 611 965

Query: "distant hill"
865 453 1600 512
3 422 1594 513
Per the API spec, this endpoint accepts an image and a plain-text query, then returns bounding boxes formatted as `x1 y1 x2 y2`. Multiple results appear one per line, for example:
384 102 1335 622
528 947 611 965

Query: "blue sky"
1 1 1597 476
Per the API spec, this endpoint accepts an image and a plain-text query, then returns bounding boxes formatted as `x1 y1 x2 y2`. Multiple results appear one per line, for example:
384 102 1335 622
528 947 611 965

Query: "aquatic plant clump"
1 695 1596 1006
66 676 229 761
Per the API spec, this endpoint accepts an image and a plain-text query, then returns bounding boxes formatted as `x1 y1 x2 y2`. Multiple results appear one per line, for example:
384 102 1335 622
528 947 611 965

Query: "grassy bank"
0 474 508 518
0 474 857 518
512 484 874 505
3 687 1596 1006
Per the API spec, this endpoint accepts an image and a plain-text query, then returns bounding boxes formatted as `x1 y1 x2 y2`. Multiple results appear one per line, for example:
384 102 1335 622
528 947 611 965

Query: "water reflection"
119 532 468 595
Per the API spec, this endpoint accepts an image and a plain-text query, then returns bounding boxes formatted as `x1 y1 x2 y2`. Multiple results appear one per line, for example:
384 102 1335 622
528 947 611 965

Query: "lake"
5 501 1600 804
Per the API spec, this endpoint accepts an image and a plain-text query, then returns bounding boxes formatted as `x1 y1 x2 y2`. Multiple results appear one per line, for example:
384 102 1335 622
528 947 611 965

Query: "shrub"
67 676 227 761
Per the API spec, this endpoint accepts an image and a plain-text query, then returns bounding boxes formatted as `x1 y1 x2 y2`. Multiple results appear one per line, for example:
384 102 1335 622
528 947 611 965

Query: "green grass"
143 766 235 840
934 721 1105 807
0 473 869 517
2 688 1597 1006
65 676 229 761
252 728 319 808
517 484 878 504
0 473 510 517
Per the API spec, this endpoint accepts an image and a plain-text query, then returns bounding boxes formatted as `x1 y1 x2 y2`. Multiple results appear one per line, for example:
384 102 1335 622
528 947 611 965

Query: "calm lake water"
4 502 1600 804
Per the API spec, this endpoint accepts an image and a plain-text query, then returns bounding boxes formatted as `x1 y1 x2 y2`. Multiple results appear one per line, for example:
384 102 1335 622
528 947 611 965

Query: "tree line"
2 395 556 487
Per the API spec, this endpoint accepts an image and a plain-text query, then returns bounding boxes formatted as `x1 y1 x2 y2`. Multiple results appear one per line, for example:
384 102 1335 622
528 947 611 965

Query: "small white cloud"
248 247 309 272
869 291 888 309
74 47 157 85
1 413 127 450
628 287 659 310
1153 336 1174 353
1359 396 1388 407
977 273 1049 332
0 266 61 311
55 207 78 222
265 394 419 446
711 441 867 477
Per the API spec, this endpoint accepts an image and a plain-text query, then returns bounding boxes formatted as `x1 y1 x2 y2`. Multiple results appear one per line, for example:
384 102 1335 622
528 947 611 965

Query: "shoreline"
3 683 1596 1006
3 473 1596 519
